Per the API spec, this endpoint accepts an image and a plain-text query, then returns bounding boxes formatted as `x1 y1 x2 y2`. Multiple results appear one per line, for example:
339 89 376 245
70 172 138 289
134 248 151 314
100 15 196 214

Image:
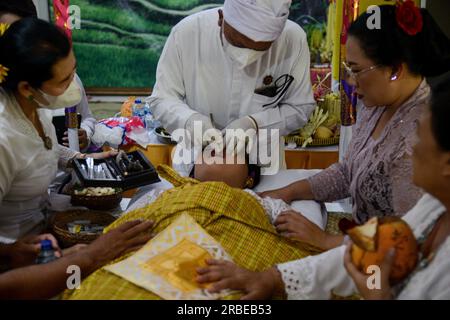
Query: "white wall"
34 0 50 21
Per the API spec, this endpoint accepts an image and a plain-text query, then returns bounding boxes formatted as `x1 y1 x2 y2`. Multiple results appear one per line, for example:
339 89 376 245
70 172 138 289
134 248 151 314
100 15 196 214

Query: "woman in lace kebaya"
196 71 450 300
259 4 450 251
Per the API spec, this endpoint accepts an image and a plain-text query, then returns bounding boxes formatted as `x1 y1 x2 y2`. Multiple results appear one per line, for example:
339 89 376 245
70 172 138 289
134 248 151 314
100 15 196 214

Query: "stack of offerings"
286 104 340 147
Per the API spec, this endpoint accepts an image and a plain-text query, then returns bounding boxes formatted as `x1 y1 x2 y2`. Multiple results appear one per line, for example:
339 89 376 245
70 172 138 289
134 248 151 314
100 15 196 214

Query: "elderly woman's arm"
306 162 352 202
276 244 356 299
259 156 352 204
197 245 357 300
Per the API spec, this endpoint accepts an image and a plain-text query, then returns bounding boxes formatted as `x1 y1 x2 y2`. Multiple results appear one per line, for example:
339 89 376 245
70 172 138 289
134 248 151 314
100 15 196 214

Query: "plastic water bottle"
132 99 145 119
35 239 57 264
143 101 160 130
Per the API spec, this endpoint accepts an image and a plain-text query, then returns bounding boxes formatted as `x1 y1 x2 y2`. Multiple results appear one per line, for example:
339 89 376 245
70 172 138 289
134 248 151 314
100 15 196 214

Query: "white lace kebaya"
277 194 450 300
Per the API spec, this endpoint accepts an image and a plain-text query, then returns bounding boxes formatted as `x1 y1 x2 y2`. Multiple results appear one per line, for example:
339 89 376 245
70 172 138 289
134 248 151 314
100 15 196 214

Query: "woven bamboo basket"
50 210 116 248
70 189 122 211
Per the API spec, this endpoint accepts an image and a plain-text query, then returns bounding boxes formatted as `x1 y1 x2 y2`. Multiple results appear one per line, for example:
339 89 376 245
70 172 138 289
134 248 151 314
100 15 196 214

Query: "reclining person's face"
193 152 249 189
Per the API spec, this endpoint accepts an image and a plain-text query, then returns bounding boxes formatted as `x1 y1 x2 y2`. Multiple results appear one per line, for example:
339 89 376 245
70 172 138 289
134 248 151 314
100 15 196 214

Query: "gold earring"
245 177 254 189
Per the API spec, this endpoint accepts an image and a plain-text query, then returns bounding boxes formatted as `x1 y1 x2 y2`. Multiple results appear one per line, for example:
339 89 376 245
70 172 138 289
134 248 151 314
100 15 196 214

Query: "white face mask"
221 24 266 69
33 79 82 110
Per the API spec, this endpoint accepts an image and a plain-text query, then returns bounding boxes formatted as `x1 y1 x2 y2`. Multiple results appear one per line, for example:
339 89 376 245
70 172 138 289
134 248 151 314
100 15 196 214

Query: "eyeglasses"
342 62 380 80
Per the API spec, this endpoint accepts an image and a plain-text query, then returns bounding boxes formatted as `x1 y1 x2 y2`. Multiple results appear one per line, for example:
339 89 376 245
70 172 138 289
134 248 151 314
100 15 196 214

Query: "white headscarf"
223 0 292 42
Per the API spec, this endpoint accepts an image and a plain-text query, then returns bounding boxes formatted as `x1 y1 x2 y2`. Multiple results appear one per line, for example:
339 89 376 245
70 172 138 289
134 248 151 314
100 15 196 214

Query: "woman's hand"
258 187 294 204
85 220 154 268
196 260 284 300
85 149 118 160
4 234 62 268
274 210 343 250
343 241 394 300
63 129 89 150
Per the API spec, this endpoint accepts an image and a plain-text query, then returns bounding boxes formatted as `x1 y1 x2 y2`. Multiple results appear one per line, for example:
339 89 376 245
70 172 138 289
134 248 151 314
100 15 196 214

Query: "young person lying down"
128 151 322 236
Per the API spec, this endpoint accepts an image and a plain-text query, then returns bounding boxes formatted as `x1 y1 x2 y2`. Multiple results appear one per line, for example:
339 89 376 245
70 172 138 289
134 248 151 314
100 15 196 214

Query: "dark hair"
247 164 261 189
0 0 37 18
0 18 71 91
348 5 450 78
430 73 450 151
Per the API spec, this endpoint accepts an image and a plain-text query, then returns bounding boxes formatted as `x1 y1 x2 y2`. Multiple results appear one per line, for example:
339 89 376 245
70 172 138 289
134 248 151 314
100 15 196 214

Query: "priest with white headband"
147 0 315 174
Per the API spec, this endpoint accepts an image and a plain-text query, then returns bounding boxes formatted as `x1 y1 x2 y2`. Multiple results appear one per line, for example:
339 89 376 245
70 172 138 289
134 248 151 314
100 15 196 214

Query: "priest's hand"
185 113 222 149
222 116 257 157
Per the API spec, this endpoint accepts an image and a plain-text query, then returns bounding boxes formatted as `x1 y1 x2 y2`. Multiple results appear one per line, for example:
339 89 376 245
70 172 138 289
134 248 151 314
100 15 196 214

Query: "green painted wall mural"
51 0 328 91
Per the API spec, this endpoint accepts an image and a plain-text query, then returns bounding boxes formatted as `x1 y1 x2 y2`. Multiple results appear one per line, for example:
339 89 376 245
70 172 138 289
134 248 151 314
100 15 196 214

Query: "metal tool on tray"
86 157 94 180
85 157 120 181
115 151 144 176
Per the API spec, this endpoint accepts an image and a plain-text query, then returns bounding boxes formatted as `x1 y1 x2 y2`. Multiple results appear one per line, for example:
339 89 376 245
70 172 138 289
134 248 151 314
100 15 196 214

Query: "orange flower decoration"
0 23 11 84
0 23 10 37
0 64 9 84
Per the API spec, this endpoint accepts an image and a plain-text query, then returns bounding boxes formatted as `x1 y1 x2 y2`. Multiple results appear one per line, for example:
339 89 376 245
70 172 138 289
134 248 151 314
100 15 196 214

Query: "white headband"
223 0 291 42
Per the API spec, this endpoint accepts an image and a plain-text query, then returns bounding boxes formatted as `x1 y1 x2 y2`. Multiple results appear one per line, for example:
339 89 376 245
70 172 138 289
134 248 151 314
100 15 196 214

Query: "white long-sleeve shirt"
0 90 59 242
277 194 450 300
147 8 315 136
75 74 96 141
0 88 82 243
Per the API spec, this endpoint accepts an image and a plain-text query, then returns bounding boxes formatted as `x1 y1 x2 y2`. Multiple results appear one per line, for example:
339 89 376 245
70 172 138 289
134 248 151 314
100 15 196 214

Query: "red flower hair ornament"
396 0 423 36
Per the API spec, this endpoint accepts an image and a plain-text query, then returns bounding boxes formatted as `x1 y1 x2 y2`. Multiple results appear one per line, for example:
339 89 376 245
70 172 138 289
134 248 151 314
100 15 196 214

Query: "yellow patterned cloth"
64 165 319 300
